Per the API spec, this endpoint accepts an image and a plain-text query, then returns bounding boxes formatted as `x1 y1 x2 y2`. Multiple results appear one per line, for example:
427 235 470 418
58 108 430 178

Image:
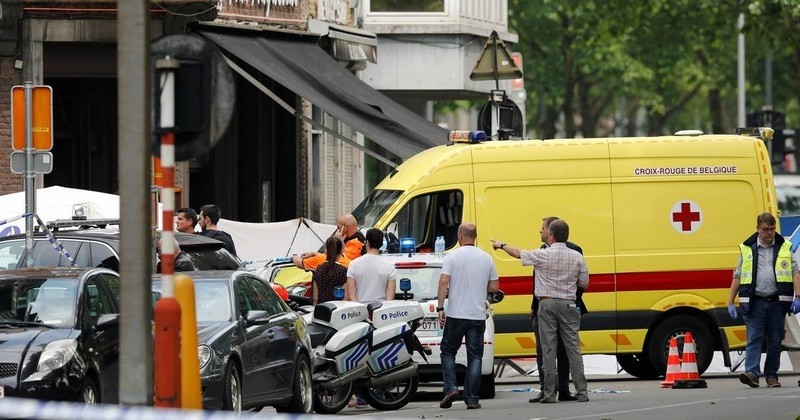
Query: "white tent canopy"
217 218 336 264
0 186 122 236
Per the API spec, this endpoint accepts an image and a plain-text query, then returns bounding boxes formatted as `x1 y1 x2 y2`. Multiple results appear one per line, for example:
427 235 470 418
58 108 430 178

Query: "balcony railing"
363 0 507 31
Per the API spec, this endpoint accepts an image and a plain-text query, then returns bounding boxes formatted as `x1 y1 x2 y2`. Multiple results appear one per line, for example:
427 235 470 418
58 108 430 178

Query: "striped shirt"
520 242 589 300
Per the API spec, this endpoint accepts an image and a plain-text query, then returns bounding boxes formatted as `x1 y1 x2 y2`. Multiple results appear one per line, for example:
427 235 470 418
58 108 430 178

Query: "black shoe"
539 398 557 404
739 372 759 388
440 390 459 409
466 402 481 409
528 393 544 403
558 392 579 401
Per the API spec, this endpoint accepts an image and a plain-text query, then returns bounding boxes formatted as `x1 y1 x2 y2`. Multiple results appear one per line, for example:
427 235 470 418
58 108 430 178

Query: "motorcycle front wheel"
361 375 419 411
312 382 354 414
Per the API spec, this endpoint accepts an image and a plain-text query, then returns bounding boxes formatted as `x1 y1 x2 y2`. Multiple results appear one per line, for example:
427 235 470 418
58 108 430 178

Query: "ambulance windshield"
352 189 402 227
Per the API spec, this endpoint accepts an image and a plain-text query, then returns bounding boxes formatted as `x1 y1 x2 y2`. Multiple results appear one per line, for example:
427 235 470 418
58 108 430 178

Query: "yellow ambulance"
351 128 777 378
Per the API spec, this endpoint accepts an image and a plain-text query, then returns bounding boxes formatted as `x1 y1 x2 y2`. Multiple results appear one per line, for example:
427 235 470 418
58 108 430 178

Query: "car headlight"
38 339 78 372
198 345 211 368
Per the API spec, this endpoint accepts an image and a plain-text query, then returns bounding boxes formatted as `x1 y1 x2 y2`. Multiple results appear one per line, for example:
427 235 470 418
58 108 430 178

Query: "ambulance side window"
391 190 462 251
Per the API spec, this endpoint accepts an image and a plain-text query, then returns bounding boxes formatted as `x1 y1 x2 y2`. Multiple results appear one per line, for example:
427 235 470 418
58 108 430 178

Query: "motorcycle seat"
307 322 337 348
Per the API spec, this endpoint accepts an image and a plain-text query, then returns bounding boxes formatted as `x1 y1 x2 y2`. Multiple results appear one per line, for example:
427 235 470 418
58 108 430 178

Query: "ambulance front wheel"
646 315 713 377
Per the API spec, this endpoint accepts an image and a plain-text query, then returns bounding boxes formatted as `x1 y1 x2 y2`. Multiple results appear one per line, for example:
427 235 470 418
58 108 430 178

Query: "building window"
370 0 444 13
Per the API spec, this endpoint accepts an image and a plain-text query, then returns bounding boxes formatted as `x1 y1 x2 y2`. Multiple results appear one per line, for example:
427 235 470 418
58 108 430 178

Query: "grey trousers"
538 298 587 400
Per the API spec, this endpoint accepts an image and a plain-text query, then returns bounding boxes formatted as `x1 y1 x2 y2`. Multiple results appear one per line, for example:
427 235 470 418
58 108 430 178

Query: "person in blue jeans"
436 222 499 410
728 212 800 388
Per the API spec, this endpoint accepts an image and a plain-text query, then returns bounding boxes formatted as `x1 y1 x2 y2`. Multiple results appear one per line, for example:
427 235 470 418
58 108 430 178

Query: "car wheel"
616 353 659 379
81 377 100 405
276 354 312 414
478 374 495 399
646 315 713 377
222 362 242 412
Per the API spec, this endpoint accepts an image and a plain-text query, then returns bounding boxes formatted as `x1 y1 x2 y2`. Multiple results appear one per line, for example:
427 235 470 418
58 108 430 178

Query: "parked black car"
152 270 312 413
0 219 242 272
0 266 121 403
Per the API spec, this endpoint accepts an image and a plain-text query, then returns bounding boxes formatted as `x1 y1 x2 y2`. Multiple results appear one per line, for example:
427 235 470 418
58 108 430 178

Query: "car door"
233 275 272 402
80 272 120 403
247 276 298 398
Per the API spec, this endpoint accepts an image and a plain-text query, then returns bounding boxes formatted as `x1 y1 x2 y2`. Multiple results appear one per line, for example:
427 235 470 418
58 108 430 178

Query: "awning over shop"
197 26 447 160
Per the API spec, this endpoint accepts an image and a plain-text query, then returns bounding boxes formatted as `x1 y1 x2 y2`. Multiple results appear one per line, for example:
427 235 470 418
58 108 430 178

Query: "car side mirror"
95 313 120 331
487 290 504 304
245 310 270 325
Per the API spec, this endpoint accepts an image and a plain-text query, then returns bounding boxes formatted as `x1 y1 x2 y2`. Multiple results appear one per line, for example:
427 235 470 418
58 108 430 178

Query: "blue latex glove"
728 304 738 319
791 298 800 314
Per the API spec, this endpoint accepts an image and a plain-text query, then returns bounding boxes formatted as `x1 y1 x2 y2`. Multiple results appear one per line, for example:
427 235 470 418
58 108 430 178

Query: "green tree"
508 0 797 137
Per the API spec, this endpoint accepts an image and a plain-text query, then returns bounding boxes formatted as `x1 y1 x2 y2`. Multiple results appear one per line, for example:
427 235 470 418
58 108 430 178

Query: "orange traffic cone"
660 337 681 388
672 332 707 388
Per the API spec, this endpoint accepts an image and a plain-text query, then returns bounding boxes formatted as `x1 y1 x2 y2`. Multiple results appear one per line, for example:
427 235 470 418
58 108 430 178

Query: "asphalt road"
261 373 800 419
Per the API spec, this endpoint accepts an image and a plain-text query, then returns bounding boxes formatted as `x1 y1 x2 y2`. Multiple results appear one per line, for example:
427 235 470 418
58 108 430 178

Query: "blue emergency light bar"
399 237 416 253
448 130 487 143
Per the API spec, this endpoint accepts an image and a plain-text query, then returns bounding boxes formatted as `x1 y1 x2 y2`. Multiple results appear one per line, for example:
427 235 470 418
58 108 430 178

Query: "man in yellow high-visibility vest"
728 212 800 388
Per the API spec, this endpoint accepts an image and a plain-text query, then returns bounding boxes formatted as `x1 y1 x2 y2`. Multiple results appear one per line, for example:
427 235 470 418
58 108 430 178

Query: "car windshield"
395 265 441 301
153 280 232 323
0 240 25 271
0 278 79 327
184 248 242 270
352 189 403 228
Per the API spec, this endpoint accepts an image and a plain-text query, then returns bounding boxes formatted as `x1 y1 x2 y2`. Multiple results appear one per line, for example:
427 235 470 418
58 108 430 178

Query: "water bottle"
435 236 445 256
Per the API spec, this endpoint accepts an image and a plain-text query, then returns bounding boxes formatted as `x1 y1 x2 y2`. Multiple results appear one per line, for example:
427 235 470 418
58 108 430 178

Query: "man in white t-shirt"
346 228 396 304
436 222 499 410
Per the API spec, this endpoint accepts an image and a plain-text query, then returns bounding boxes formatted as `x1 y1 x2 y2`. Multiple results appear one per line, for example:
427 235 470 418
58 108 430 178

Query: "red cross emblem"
671 201 702 233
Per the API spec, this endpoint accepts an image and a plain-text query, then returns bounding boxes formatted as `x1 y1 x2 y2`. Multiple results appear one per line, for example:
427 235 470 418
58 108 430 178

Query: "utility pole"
117 0 153 405
737 13 746 128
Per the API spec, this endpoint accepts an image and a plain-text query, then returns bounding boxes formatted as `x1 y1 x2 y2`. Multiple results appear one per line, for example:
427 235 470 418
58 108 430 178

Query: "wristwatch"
496 242 506 250
436 306 445 312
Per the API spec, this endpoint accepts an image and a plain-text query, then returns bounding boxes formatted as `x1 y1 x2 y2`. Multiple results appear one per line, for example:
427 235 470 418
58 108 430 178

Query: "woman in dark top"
313 236 348 305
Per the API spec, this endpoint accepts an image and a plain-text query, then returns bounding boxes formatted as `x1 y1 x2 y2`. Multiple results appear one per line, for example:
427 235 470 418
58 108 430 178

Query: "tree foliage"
506 0 798 138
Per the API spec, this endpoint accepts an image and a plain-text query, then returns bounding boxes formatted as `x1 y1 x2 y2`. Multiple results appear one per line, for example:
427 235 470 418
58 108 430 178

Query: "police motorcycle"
298 283 430 414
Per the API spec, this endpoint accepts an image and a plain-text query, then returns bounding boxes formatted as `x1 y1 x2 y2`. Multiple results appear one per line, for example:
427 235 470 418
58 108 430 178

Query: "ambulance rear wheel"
647 315 713 377
616 354 658 379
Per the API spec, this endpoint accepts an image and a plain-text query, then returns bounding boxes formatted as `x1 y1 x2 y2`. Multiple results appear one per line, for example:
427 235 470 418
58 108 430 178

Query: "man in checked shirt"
492 219 589 403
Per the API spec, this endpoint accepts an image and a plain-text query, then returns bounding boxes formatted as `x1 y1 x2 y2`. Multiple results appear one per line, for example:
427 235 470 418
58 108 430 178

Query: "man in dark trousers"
198 204 238 257
492 216 588 402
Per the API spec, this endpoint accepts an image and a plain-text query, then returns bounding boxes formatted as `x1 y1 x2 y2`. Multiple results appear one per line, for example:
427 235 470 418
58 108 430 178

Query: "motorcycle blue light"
399 237 416 253
399 278 411 292
333 286 345 300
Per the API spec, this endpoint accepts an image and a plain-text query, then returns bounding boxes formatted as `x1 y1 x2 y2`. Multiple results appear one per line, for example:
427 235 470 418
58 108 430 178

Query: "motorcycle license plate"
420 319 439 331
